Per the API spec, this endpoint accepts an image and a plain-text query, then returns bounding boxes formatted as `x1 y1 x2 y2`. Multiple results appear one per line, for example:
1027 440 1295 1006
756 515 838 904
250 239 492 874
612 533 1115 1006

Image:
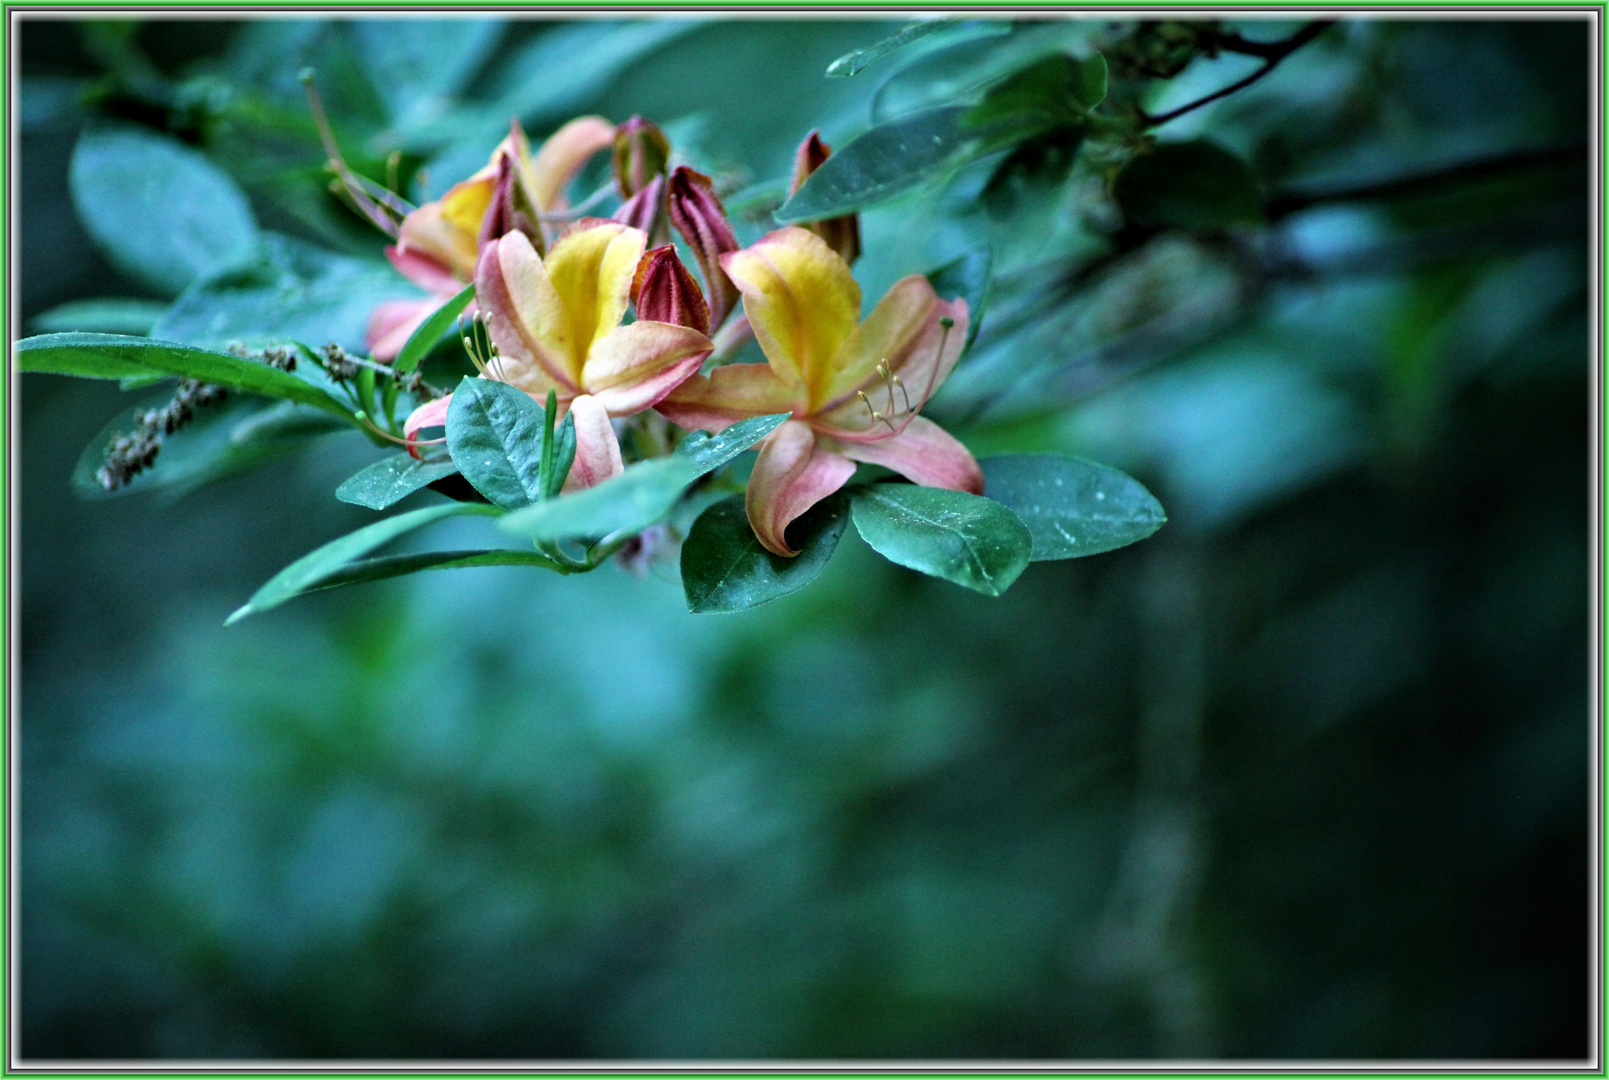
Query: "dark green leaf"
825 20 949 77
151 233 423 353
498 456 702 544
850 484 1032 596
963 54 1092 135
870 21 1089 122
305 548 565 595
445 377 548 510
336 453 461 510
777 107 984 222
981 453 1166 560
674 413 791 473
70 126 259 296
681 494 849 613
16 333 353 417
30 298 169 336
226 502 501 624
546 411 576 501
394 283 474 374
926 247 993 352
1113 140 1264 229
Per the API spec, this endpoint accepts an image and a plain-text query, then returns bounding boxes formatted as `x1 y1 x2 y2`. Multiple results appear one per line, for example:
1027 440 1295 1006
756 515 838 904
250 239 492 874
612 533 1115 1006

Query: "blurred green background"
18 17 1590 1059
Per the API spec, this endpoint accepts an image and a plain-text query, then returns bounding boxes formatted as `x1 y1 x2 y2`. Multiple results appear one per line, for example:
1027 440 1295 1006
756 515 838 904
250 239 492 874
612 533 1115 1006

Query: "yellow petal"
526 116 617 212
439 173 496 237
813 274 938 414
544 221 646 360
813 293 969 440
477 230 579 391
397 201 479 280
721 226 859 395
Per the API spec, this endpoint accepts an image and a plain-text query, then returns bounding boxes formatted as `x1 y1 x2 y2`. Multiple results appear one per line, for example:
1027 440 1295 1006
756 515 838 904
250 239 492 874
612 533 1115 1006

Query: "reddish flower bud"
612 115 671 199
788 130 861 266
477 151 544 254
611 173 669 247
667 166 741 332
632 244 710 336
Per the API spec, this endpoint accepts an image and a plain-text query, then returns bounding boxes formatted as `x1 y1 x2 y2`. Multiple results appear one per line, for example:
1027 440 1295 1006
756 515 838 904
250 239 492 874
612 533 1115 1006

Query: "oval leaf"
981 454 1166 560
499 456 701 544
70 126 259 296
1113 140 1263 229
226 502 501 624
445 378 547 510
337 453 461 510
674 412 791 473
776 106 977 222
850 484 1032 596
394 283 475 374
681 493 849 613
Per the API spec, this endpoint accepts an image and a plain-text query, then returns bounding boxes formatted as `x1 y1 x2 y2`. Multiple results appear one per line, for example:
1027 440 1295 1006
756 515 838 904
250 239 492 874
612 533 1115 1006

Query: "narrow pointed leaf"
304 547 566 595
336 453 461 510
682 493 849 613
851 484 1032 596
980 453 1166 560
16 333 353 417
30 298 169 336
825 20 948 77
499 456 701 543
673 413 791 473
776 107 979 222
445 377 547 510
226 502 501 623
394 282 475 373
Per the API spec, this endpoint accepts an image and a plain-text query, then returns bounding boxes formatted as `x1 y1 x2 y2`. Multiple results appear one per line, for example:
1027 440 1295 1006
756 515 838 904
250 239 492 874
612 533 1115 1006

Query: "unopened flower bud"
478 151 544 252
612 115 671 199
611 173 669 247
790 130 861 265
667 166 741 332
632 245 710 335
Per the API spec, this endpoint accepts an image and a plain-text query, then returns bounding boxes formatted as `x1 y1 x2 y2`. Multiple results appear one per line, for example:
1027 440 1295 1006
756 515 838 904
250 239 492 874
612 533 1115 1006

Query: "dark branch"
1139 21 1335 128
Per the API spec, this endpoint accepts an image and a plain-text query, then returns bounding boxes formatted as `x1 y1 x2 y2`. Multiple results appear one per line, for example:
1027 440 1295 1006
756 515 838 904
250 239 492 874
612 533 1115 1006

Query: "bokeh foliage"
19 16 1590 1058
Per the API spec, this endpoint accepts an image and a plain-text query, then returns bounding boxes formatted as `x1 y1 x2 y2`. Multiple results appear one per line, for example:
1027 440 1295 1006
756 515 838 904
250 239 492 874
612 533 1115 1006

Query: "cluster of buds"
315 342 361 382
96 379 231 490
226 342 298 372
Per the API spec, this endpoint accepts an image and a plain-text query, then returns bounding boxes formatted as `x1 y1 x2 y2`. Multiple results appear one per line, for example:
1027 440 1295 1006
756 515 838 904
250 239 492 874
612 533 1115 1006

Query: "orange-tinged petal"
721 226 860 393
526 115 616 212
812 273 939 413
813 295 968 442
403 394 452 459
655 363 806 434
385 245 465 295
562 393 625 492
579 321 713 416
745 420 857 557
544 221 645 361
477 231 578 392
829 416 983 494
397 201 479 280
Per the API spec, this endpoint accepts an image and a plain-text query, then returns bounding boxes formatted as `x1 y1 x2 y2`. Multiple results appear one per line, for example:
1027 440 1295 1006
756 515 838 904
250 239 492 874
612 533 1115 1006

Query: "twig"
1139 21 1334 128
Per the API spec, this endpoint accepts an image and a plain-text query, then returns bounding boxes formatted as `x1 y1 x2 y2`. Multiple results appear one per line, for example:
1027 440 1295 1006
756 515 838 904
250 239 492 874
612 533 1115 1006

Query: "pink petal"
476 231 578 394
745 420 857 557
654 363 805 435
385 246 465 296
813 292 969 443
829 415 983 494
403 395 452 460
528 116 618 213
580 321 713 416
367 299 435 362
562 393 625 492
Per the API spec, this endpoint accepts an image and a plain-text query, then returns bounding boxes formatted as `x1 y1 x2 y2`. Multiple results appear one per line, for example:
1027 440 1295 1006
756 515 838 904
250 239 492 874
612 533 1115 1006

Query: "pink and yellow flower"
657 227 980 557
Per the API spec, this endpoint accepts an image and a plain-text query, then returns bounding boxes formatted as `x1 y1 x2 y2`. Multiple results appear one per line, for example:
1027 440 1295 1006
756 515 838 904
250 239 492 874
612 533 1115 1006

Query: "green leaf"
825 20 949 77
778 106 1013 222
536 388 576 501
16 333 353 417
981 454 1166 560
30 298 169 336
445 377 547 510
869 21 1091 122
394 283 474 374
681 494 849 613
336 453 460 510
151 233 423 353
1113 140 1264 229
303 548 565 595
499 412 789 544
226 502 501 624
850 484 1032 596
963 53 1097 135
926 247 993 353
70 125 259 296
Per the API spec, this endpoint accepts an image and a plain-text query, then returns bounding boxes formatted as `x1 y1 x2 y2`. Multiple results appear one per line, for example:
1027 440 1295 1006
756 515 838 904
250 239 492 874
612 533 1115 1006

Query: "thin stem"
1139 21 1334 128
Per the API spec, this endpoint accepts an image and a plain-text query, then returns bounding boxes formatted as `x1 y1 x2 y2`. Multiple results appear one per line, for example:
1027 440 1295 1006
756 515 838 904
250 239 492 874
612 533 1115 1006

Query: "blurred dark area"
16 16 1593 1059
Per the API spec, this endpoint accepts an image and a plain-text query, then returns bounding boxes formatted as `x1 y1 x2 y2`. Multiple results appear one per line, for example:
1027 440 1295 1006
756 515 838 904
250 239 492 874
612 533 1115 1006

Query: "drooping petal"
367 298 435 362
543 221 646 360
562 393 625 492
655 363 805 434
813 293 969 442
745 420 857 557
632 245 709 334
828 415 983 494
403 394 452 459
396 201 480 281
721 226 860 394
476 231 579 392
580 321 713 416
526 116 617 212
385 245 464 295
667 166 742 331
